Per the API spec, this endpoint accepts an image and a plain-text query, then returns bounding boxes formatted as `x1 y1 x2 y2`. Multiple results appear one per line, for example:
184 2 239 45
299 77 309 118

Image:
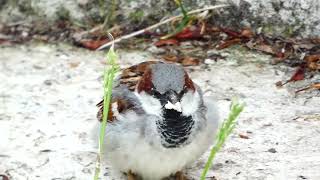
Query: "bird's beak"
164 101 182 112
164 90 182 112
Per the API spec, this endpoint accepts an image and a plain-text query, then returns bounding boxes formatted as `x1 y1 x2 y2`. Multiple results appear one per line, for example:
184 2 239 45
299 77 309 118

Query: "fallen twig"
295 83 320 94
96 4 229 50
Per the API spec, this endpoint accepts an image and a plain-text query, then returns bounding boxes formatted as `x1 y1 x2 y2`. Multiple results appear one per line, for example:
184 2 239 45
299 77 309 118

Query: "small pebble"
298 175 307 179
44 80 52 86
204 59 215 64
267 148 277 153
147 46 166 54
239 133 249 139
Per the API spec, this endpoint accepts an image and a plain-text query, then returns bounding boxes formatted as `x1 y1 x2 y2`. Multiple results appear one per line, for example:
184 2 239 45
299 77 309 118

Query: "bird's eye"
178 87 188 97
183 87 188 93
150 87 160 96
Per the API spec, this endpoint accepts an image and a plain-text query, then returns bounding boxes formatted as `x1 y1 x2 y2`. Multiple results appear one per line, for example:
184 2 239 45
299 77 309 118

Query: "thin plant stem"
102 0 117 31
200 98 244 180
160 0 190 39
96 4 229 50
93 34 119 180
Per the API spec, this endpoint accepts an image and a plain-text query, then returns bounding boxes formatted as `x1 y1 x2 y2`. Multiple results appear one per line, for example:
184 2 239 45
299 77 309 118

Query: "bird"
95 61 219 180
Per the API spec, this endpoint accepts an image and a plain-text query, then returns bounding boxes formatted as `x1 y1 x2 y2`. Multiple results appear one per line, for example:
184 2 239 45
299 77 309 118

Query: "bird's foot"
175 171 188 180
127 170 137 180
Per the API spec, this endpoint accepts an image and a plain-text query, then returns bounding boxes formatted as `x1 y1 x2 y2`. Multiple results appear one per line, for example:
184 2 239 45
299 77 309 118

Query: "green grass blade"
93 35 119 180
174 0 188 17
200 98 245 180
161 0 191 39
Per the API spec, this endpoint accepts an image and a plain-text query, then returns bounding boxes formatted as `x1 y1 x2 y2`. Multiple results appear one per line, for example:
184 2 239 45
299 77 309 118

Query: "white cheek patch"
135 91 162 117
181 90 200 116
111 102 120 117
164 101 182 112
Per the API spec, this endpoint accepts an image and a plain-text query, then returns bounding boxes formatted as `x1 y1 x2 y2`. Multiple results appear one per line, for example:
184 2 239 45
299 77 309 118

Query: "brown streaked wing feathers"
96 61 162 122
119 61 160 91
97 98 135 122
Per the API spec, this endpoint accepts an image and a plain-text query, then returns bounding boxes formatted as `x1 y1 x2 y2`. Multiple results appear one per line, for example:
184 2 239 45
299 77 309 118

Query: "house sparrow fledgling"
96 61 219 180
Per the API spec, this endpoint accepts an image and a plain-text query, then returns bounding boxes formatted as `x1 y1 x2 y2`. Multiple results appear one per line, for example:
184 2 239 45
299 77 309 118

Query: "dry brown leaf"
220 28 241 38
174 26 203 40
180 57 200 66
240 28 254 39
210 26 221 33
79 39 109 50
308 62 320 70
0 39 10 44
282 66 306 86
154 39 179 47
304 54 320 70
289 66 306 81
311 38 320 44
304 54 320 62
162 55 179 63
253 44 276 54
295 83 320 93
312 83 320 90
217 38 241 50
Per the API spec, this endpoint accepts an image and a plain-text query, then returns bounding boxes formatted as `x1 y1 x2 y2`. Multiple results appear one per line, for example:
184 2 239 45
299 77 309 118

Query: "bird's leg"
127 170 136 180
175 171 188 180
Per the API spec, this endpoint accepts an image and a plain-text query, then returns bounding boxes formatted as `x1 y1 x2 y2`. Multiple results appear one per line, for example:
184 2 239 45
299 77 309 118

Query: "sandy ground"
0 43 320 180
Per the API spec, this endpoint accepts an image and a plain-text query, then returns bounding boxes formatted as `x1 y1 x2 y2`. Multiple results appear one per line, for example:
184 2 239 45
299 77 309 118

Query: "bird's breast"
156 109 194 148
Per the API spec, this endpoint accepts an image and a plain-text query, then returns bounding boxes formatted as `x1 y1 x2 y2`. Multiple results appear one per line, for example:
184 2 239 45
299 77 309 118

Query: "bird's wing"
96 61 162 122
118 61 160 91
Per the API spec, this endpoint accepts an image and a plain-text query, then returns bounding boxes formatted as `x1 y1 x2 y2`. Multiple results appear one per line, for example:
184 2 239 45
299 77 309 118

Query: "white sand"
0 43 319 180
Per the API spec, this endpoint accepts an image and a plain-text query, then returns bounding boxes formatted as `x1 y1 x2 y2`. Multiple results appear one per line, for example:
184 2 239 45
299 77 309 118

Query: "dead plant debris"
0 174 9 180
279 65 306 86
239 133 249 139
148 23 320 94
295 83 320 94
154 39 180 47
1 19 319 94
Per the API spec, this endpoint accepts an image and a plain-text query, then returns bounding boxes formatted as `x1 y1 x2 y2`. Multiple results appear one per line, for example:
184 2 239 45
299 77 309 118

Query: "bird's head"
136 63 201 117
